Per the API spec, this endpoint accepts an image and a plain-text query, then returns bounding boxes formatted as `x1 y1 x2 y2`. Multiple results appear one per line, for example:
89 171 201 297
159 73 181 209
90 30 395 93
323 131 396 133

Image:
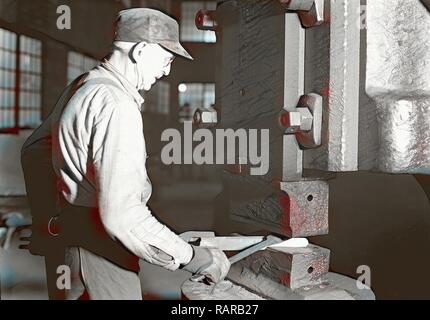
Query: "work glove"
183 245 231 284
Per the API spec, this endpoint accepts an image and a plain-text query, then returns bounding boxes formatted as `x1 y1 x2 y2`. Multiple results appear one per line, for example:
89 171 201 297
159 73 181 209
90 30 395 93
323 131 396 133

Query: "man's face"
135 43 175 91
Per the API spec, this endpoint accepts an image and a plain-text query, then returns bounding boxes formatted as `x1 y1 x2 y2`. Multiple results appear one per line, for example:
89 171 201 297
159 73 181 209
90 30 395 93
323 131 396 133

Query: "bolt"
279 111 301 133
193 107 218 128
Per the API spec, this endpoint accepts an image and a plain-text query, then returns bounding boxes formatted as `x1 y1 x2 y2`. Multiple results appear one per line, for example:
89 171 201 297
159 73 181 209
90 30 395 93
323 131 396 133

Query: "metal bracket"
280 0 325 28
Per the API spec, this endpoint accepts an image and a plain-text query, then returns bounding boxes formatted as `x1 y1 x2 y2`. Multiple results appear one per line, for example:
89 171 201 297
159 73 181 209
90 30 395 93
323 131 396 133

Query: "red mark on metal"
281 272 291 287
310 257 330 279
279 192 291 235
279 112 289 128
196 12 204 25
279 192 308 236
320 78 332 98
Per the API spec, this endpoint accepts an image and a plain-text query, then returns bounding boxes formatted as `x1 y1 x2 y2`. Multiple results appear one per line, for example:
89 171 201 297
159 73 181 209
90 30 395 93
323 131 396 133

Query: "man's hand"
183 245 230 283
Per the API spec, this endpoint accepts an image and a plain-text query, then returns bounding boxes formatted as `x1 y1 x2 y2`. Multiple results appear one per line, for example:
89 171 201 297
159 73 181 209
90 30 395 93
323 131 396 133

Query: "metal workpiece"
199 236 265 251
366 0 430 174
228 235 282 264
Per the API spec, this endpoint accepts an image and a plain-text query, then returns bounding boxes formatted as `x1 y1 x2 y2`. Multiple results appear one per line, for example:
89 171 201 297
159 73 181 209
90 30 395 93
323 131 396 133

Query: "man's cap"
114 8 193 60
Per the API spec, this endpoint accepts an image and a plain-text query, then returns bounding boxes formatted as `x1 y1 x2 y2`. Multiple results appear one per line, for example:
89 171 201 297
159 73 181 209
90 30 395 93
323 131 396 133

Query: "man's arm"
90 92 193 271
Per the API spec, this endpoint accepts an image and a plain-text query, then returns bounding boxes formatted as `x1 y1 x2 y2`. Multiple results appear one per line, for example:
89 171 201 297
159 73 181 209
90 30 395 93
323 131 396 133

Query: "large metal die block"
226 172 329 237
217 0 430 177
228 244 330 291
278 180 328 237
303 0 430 174
366 0 430 174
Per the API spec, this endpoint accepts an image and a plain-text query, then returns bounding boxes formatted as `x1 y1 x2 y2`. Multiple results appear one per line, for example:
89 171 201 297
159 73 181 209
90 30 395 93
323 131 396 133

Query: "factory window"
178 83 215 122
0 28 42 133
143 81 170 115
181 1 216 43
67 51 99 84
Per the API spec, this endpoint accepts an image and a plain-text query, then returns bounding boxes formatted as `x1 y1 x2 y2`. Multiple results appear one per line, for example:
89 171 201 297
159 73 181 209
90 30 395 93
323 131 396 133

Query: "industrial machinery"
184 0 430 300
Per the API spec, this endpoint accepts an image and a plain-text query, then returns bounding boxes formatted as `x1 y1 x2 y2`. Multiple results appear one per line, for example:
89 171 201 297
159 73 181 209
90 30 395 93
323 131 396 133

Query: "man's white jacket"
22 61 193 271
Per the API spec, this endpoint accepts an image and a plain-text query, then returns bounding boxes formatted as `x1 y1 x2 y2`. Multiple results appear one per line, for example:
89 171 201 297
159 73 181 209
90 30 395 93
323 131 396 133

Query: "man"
21 8 230 300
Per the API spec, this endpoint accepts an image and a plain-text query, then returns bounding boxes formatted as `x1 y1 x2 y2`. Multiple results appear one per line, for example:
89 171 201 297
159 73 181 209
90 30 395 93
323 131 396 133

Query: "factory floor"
0 180 224 300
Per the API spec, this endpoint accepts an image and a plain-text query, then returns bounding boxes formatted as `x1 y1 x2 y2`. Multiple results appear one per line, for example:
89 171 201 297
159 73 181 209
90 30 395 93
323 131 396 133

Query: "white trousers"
65 247 142 300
